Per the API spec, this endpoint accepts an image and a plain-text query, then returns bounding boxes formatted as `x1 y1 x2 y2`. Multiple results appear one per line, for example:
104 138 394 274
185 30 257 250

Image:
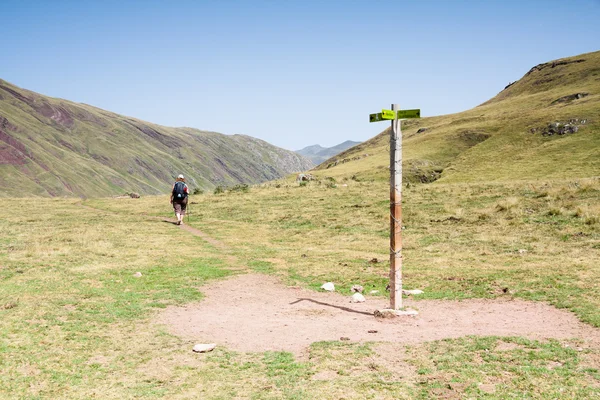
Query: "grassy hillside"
0 80 313 197
314 50 600 183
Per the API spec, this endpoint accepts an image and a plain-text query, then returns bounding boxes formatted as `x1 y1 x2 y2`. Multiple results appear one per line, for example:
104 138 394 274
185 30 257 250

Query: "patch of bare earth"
157 274 600 356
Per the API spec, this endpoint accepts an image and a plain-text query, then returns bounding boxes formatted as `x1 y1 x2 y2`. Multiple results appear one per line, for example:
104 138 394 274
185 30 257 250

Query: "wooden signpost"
369 104 421 310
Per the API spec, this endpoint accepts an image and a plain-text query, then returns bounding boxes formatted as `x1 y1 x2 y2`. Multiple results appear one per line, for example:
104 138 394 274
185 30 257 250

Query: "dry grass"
1 176 599 398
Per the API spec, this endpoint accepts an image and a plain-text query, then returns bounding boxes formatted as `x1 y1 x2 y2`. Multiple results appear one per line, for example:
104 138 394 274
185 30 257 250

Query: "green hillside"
0 80 313 197
314 50 600 183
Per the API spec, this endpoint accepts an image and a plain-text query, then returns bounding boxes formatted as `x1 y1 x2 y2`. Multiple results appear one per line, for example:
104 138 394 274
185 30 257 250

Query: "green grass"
1 177 599 398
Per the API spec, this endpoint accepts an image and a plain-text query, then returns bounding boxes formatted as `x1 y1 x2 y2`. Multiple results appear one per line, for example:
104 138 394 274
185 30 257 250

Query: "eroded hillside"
0 81 313 197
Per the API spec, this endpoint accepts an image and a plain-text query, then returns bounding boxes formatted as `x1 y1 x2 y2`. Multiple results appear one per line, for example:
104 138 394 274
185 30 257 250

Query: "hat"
178 174 184 179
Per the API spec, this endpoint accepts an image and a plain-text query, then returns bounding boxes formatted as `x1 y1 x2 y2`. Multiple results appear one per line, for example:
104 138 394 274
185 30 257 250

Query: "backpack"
173 181 188 200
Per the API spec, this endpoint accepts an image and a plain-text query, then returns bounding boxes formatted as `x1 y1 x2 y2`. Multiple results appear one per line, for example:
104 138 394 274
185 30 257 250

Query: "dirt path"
79 202 227 250
79 203 600 356
158 274 600 356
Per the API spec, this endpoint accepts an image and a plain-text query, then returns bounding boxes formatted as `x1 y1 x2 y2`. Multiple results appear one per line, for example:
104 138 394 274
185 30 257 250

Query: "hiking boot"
177 221 181 225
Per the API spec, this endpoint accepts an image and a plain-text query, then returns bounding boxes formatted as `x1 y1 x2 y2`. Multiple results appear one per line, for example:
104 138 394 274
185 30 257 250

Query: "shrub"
213 186 225 195
192 188 204 195
229 184 249 193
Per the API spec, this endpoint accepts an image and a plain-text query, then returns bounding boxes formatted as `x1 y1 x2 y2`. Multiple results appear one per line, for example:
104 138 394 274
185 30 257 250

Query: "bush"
213 186 225 195
229 184 249 193
192 188 204 195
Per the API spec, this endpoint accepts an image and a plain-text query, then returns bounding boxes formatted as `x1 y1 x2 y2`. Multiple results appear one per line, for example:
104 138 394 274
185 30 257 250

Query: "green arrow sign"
370 108 421 122
396 109 420 119
369 113 384 123
381 109 395 120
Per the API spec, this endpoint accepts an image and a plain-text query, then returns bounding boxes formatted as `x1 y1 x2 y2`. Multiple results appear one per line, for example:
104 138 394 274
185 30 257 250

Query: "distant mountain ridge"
296 140 360 165
0 79 313 197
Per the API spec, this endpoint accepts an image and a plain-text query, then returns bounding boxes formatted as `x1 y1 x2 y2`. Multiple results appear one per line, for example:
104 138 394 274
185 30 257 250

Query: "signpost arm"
390 104 403 309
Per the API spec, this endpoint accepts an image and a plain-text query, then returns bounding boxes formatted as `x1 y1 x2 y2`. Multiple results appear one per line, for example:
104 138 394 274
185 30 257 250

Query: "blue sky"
1 0 599 150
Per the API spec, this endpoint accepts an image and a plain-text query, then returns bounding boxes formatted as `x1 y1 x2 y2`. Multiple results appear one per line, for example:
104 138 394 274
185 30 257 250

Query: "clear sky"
1 0 599 150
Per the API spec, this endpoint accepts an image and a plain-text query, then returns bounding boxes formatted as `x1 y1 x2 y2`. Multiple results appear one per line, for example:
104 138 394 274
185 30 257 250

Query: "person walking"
170 174 189 225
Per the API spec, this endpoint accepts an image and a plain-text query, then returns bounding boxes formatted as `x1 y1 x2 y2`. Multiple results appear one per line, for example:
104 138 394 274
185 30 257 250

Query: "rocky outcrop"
530 119 588 137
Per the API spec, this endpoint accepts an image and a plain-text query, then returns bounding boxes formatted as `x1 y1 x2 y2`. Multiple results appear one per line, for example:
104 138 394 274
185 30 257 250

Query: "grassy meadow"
1 176 599 399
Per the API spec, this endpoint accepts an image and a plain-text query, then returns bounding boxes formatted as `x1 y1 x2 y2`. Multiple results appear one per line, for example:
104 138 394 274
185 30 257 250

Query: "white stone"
321 282 335 292
193 343 216 353
369 290 379 294
350 293 366 303
375 308 419 317
351 284 364 293
133 272 142 278
402 289 424 295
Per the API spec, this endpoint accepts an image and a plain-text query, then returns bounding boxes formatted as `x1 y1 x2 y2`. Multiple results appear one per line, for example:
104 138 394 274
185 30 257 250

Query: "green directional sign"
369 108 421 123
396 109 420 119
381 109 396 120
369 113 384 123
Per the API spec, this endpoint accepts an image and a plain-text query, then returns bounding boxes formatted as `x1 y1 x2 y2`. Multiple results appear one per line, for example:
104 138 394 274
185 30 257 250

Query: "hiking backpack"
173 181 188 200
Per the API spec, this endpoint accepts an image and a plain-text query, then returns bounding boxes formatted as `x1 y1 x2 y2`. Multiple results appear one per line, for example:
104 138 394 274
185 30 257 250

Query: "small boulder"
402 289 424 296
193 343 216 353
350 293 366 303
351 284 364 293
321 282 335 292
133 272 142 278
129 192 140 199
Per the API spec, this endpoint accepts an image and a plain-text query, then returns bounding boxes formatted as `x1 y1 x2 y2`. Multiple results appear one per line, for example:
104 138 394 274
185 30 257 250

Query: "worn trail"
159 274 600 356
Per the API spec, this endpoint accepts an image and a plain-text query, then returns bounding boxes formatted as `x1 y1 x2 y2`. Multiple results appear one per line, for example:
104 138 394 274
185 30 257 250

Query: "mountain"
313 50 600 183
0 79 313 197
296 140 361 165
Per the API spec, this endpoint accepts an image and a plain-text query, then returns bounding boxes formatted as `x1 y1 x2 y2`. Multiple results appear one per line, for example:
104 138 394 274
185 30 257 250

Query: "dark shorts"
173 198 187 214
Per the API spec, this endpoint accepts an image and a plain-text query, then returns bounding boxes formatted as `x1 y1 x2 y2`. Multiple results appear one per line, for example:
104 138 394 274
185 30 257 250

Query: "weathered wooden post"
369 105 421 311
389 104 402 309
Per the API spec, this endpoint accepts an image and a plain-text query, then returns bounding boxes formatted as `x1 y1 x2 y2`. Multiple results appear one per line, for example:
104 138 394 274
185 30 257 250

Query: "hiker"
170 174 189 225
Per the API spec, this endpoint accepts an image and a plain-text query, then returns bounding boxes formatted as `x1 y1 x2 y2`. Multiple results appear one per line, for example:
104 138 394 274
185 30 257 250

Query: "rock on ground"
321 282 335 291
192 343 216 353
351 284 364 293
351 293 366 303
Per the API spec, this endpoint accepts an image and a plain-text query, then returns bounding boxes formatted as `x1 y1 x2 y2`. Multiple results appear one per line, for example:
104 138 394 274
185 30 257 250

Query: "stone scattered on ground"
370 290 379 294
133 272 142 278
402 289 424 296
128 192 140 198
351 284 364 293
530 119 587 137
551 92 588 104
2 302 17 310
340 337 350 341
368 330 378 334
192 343 216 353
351 293 366 303
374 309 419 318
321 282 335 292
